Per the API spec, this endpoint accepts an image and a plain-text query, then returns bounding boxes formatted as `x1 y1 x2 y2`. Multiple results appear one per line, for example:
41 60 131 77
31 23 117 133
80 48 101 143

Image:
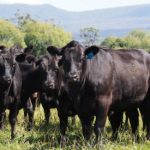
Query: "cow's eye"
55 68 58 72
13 63 16 68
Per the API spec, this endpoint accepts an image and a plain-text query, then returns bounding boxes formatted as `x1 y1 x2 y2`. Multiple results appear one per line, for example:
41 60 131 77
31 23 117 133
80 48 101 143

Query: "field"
0 106 150 150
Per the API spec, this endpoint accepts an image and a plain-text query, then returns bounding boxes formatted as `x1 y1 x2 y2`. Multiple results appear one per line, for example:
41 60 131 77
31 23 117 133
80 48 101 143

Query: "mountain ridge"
0 4 150 39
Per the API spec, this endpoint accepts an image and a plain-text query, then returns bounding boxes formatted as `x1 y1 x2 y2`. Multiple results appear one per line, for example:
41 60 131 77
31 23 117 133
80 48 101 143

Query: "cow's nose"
49 82 54 87
46 81 54 88
68 72 79 81
3 76 11 83
69 72 78 78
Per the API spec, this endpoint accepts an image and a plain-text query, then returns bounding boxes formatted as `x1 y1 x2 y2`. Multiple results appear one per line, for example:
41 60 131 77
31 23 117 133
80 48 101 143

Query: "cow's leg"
23 108 28 120
139 104 146 131
25 98 34 130
42 104 50 125
30 94 37 112
0 108 6 129
109 110 123 139
0 95 6 129
3 111 6 126
40 93 50 124
127 108 139 139
58 110 68 146
71 116 76 125
9 104 18 140
94 96 111 144
144 109 150 140
124 111 129 130
79 115 94 140
141 100 150 140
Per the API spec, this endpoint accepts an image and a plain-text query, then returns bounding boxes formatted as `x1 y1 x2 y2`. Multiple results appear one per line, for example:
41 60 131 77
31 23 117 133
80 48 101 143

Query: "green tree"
125 30 150 50
80 27 100 46
101 36 117 48
101 30 150 51
115 38 128 48
0 19 25 48
21 20 72 56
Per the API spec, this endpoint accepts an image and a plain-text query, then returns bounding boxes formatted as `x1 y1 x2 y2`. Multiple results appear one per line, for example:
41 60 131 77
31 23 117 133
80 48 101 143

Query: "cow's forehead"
39 55 56 65
65 46 83 54
1 53 11 59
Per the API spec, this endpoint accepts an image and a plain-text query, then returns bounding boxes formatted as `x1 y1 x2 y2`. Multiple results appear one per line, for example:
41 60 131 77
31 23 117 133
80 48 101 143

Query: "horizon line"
0 2 150 12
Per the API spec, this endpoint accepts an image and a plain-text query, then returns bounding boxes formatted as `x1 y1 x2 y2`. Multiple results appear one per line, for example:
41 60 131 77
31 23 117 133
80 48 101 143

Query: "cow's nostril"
68 72 79 82
73 74 77 77
70 72 78 77
3 76 11 83
49 82 54 86
46 81 54 88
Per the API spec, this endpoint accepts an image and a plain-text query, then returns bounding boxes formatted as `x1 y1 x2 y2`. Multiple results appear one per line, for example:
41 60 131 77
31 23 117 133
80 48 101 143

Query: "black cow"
40 46 76 125
16 46 38 125
56 41 150 143
0 45 54 131
17 52 62 130
47 41 82 144
0 46 22 140
49 42 139 142
2 45 38 130
39 46 61 124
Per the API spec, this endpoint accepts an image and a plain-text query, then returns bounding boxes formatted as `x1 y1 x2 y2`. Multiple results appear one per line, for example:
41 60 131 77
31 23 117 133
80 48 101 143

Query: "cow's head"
60 42 100 83
36 47 60 91
0 46 23 90
15 45 36 66
23 45 36 65
59 41 85 82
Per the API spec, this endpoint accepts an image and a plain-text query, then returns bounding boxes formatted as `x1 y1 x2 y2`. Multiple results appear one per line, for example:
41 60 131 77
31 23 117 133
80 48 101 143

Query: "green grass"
1 106 150 150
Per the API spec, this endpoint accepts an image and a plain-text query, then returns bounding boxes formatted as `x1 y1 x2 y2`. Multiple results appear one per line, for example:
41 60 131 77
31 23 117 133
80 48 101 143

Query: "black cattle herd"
0 41 150 145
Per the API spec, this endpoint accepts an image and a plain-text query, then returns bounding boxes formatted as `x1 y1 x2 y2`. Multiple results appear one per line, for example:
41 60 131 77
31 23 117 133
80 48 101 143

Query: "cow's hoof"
146 135 150 140
0 125 5 130
59 136 67 147
27 124 33 131
11 134 15 142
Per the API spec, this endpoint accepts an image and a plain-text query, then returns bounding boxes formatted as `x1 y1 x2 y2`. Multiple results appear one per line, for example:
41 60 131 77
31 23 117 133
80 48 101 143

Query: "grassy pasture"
0 106 150 150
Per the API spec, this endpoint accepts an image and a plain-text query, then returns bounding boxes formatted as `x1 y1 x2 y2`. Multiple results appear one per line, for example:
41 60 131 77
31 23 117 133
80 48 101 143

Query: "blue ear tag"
87 52 94 59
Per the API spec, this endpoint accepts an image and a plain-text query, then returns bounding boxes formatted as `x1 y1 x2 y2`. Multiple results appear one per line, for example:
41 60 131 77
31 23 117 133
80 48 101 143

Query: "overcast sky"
0 0 150 11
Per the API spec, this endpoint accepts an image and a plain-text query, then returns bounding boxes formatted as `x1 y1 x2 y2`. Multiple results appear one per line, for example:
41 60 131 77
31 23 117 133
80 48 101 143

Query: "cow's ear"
84 46 99 59
24 45 33 53
15 53 26 62
26 55 36 63
0 45 6 50
47 46 61 56
0 45 6 53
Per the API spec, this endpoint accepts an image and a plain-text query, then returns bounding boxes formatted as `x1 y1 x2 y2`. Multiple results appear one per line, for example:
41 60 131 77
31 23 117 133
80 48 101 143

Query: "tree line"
80 27 150 51
1 13 150 56
0 14 72 56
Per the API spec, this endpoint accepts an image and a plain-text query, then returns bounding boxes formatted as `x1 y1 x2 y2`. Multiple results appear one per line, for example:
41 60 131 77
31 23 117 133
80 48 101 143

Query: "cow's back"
110 49 150 107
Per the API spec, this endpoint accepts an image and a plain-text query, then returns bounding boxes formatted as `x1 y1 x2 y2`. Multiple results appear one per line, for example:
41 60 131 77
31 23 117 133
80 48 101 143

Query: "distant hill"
0 4 150 40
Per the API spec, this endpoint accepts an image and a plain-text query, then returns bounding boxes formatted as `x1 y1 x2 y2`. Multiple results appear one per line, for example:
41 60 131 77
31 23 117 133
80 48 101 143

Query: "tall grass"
0 106 150 150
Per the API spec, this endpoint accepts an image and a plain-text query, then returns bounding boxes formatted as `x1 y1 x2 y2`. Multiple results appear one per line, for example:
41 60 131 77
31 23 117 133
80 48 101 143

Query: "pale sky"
0 0 150 11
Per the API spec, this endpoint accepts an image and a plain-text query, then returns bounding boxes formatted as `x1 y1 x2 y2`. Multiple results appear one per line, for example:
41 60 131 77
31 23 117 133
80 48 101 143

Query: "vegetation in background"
21 20 72 55
101 30 150 51
0 13 72 56
0 20 25 48
80 27 100 46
